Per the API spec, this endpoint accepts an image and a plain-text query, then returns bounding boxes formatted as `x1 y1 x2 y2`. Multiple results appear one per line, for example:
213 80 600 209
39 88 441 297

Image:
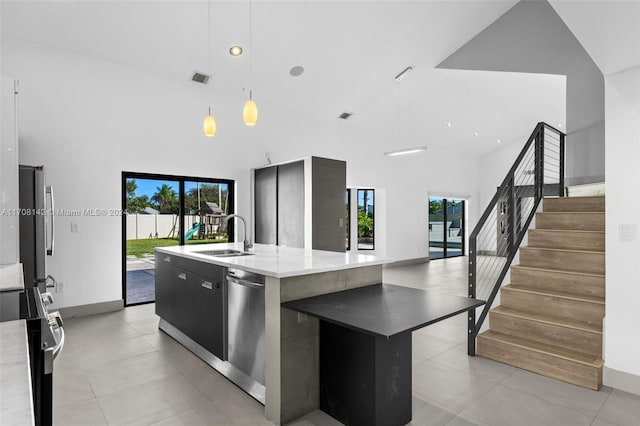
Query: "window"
122 172 234 306
346 189 351 250
428 197 465 259
357 189 375 250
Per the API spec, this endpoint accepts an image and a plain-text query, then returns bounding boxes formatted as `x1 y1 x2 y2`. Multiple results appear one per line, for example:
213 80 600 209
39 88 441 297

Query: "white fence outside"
126 214 203 240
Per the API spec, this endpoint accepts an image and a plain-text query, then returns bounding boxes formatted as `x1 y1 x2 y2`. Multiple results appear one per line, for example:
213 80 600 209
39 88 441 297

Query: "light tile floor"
54 257 640 425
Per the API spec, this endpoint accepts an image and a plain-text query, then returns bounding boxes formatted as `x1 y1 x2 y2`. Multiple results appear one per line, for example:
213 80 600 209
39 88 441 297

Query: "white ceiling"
1 0 572 156
550 0 640 76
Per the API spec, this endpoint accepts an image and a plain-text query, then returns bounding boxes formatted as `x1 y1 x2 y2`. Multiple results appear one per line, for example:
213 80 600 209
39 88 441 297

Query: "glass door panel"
447 199 464 257
357 189 375 250
184 181 230 245
428 197 465 259
125 177 180 305
428 198 445 259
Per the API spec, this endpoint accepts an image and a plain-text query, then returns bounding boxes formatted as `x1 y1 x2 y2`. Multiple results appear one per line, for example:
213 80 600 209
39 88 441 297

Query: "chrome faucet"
226 214 253 252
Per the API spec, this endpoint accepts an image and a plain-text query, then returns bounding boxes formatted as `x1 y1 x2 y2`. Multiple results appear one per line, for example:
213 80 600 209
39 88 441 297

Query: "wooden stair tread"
550 196 605 199
511 265 604 279
491 306 602 334
546 196 605 200
478 330 603 367
538 211 604 214
530 229 605 235
520 246 604 255
504 285 605 305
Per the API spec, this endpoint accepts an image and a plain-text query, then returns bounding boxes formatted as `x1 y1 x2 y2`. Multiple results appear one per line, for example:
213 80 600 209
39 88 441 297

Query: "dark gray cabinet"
254 156 346 252
174 268 196 339
194 263 224 359
311 157 348 252
154 253 174 323
154 253 225 360
277 160 305 248
254 167 277 245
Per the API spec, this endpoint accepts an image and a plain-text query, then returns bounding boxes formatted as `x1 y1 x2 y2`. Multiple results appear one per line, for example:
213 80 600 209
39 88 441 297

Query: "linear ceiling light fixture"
386 66 426 157
203 0 217 137
384 146 428 156
243 0 258 126
395 66 413 81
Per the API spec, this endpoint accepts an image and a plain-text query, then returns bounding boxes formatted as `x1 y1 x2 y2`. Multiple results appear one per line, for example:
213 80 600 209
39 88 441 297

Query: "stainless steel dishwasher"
226 268 265 385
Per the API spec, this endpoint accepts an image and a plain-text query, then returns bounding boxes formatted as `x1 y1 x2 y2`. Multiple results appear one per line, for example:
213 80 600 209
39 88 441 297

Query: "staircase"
476 196 605 390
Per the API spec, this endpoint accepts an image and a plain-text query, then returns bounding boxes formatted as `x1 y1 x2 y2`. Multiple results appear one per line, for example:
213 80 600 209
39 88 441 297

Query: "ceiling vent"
192 72 210 84
338 112 354 120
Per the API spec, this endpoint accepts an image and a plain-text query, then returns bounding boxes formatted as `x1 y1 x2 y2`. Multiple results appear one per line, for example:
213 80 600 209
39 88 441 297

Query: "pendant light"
203 0 217 137
243 0 258 126
203 107 217 136
383 66 427 157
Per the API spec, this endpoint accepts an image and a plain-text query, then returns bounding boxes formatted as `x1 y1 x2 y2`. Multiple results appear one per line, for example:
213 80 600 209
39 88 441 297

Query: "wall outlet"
297 312 308 323
56 281 64 292
618 224 636 241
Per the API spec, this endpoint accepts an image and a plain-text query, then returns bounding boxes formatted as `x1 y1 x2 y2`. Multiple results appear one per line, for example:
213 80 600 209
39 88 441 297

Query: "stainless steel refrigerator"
19 165 55 292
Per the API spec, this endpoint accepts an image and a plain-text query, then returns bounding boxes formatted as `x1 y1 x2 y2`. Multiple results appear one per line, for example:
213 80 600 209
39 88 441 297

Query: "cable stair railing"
467 122 566 355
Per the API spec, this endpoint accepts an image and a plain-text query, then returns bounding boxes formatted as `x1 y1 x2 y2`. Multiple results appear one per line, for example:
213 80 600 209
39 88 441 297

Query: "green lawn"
126 237 228 257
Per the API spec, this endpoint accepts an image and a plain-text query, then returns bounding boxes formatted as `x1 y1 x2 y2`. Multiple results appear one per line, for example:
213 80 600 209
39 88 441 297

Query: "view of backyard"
124 177 231 304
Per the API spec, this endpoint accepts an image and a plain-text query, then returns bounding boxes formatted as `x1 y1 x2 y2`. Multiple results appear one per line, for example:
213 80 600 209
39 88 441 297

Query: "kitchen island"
155 242 390 425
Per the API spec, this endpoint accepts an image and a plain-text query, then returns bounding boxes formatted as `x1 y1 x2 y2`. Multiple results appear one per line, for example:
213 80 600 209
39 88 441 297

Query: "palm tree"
151 184 178 214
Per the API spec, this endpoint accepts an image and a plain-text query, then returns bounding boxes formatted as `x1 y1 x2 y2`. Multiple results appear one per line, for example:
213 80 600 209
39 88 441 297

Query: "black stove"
0 287 63 426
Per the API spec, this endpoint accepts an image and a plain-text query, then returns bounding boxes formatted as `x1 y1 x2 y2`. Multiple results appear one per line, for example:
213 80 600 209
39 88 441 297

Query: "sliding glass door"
122 172 234 306
428 197 465 259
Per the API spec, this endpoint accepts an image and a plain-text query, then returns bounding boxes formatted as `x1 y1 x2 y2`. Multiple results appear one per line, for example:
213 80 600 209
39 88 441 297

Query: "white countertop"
0 263 24 292
155 243 391 278
0 320 35 426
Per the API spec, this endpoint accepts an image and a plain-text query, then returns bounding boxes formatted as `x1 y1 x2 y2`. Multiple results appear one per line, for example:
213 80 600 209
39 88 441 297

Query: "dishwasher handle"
227 276 265 289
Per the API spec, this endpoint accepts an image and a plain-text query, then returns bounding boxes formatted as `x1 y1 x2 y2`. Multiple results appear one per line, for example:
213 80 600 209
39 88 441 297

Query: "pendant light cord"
408 69 412 142
208 0 212 75
397 81 401 145
249 0 253 92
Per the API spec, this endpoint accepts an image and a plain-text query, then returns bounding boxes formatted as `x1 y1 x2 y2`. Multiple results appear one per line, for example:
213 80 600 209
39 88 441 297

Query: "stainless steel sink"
194 249 254 257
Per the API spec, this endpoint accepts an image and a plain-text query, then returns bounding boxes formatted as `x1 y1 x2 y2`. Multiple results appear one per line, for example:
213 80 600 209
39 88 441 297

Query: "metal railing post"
468 237 477 356
540 126 545 197
559 132 565 197
507 175 515 252
535 130 541 199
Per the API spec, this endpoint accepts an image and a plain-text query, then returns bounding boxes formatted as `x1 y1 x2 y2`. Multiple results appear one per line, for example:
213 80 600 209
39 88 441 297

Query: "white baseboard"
604 366 640 396
58 299 124 318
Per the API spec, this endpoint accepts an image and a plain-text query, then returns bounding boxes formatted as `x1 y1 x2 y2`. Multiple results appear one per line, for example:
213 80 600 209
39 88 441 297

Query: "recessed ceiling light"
446 122 453 127
384 146 428 157
497 139 502 144
290 66 304 77
558 123 563 128
229 46 243 56
474 131 480 136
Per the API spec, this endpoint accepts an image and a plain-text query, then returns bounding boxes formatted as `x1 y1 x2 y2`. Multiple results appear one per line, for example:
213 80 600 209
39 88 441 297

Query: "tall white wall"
1 38 481 309
478 134 531 208
438 0 604 186
604 66 640 393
